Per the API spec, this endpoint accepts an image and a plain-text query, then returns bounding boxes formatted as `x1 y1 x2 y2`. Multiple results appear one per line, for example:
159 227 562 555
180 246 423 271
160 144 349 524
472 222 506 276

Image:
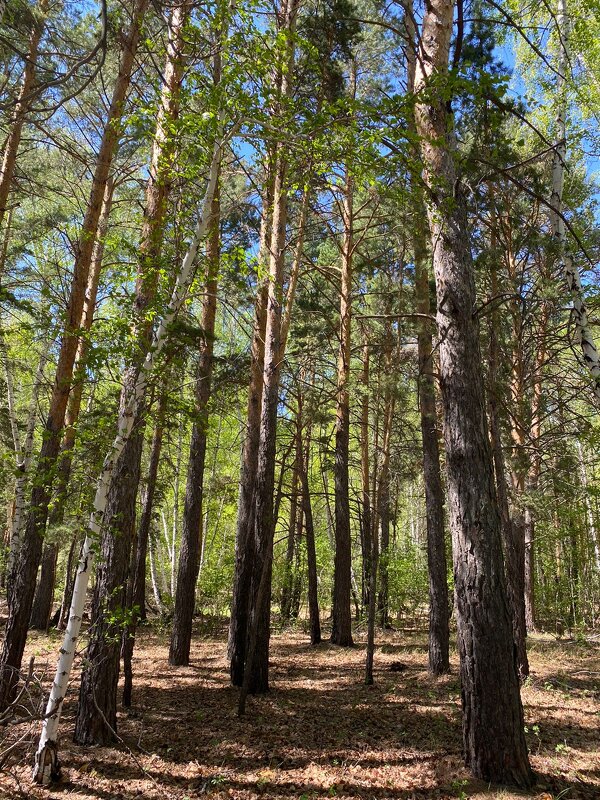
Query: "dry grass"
0 624 598 799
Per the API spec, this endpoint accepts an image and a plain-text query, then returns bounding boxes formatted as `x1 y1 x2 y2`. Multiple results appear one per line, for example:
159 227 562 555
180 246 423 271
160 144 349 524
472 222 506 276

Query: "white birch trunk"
551 0 600 401
33 131 226 785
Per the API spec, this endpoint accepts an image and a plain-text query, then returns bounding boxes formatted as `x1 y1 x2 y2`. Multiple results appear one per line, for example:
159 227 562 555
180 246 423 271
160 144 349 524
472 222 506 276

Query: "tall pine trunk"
228 187 272 686
403 0 449 673
416 236 450 676
301 419 321 645
230 0 299 692
413 0 533 786
281 421 301 623
243 137 290 694
487 240 529 679
359 337 371 613
169 175 220 666
331 162 354 647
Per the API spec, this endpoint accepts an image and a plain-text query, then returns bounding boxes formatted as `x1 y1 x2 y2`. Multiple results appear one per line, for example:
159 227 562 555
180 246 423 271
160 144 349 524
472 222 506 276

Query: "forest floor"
0 621 598 800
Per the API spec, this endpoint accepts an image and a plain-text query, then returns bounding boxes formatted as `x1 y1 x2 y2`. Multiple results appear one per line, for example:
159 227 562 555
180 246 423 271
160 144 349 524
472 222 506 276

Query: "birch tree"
33 130 226 785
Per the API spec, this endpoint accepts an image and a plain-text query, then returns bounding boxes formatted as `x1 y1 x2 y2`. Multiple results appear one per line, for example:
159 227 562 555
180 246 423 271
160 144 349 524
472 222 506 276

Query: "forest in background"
0 0 599 795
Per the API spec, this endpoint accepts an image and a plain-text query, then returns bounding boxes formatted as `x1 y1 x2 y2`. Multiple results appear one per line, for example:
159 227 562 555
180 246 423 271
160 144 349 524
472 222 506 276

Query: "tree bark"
243 132 290 694
402 0 449 674
359 336 371 613
57 533 78 631
230 0 299 691
169 175 220 666
413 0 533 787
121 388 167 706
281 423 300 623
417 250 450 675
228 187 272 687
331 162 354 647
135 392 168 624
487 243 529 679
301 421 321 645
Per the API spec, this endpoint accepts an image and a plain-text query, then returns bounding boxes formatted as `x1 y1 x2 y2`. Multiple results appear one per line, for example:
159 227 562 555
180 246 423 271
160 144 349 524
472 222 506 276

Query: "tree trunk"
169 174 220 667
413 0 533 787
149 523 166 614
74 427 144 745
121 388 167 706
230 0 299 691
57 533 78 631
0 1 147 709
243 132 290 694
359 336 371 613
402 0 449 674
364 492 379 685
135 392 168 624
290 506 303 620
487 249 529 679
417 250 450 675
228 189 272 687
281 421 301 623
29 546 58 632
331 162 354 647
489 371 529 679
301 423 321 645
280 191 311 625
